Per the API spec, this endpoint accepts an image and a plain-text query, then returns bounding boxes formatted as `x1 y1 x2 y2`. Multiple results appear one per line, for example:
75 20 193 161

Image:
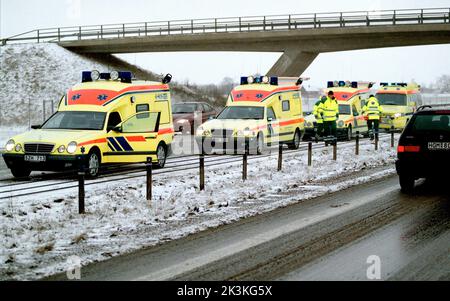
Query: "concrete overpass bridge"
2 7 450 76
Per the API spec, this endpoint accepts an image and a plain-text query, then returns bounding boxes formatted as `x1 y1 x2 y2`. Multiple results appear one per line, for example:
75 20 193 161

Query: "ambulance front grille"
24 143 55 154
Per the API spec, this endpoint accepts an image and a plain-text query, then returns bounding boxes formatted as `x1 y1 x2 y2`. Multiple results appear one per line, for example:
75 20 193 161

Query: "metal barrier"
1 7 450 45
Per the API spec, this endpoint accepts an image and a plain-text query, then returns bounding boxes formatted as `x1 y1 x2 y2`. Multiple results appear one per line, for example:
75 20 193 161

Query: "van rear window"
410 115 450 132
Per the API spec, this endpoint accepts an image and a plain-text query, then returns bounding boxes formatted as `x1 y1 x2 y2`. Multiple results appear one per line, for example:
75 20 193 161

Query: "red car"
172 102 217 134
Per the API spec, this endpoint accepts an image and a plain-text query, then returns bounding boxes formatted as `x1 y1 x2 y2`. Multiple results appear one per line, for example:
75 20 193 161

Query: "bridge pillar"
267 49 319 77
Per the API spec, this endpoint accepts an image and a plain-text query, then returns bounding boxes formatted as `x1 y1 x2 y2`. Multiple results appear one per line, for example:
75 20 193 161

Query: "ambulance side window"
107 112 122 132
267 107 276 120
352 105 359 116
282 100 290 112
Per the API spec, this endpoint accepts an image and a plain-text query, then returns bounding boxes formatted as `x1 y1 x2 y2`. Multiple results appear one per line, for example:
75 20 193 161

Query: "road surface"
46 174 449 281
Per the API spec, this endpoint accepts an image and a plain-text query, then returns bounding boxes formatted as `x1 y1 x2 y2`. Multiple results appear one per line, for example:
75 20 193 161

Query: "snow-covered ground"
0 138 397 280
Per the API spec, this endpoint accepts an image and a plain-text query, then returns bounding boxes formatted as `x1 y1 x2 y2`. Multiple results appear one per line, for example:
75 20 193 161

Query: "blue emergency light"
351 81 358 88
327 81 334 88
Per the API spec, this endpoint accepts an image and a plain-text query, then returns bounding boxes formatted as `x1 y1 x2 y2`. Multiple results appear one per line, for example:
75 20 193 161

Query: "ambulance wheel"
399 174 415 194
288 130 301 150
155 143 167 168
10 165 31 179
256 133 264 155
346 126 352 141
86 150 101 178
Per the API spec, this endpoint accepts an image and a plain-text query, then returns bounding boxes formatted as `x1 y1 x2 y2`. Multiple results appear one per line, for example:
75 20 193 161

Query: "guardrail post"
366 12 370 26
355 131 360 155
215 18 217 32
146 157 152 201
79 27 82 40
263 16 266 30
168 21 170 35
199 154 205 191
145 22 148 36
314 13 317 28
37 30 40 43
123 24 125 37
288 15 291 29
278 143 283 171
333 142 337 161
239 17 242 32
100 25 103 39
191 20 194 33
340 12 343 27
391 126 395 148
393 10 396 25
78 147 86 214
420 9 424 24
243 138 248 181
308 142 312 166
58 28 61 41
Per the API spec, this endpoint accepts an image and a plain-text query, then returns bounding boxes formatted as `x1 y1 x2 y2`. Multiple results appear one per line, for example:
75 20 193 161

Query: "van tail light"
397 145 420 153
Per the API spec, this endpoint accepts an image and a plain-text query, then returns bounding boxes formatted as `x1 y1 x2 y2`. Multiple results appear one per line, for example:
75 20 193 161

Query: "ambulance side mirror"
31 124 41 129
267 117 273 122
112 126 123 133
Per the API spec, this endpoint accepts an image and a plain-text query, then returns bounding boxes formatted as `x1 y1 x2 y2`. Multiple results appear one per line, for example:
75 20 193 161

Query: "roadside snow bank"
0 139 397 280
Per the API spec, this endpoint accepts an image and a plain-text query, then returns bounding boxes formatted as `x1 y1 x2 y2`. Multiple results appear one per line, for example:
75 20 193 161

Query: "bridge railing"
2 7 450 45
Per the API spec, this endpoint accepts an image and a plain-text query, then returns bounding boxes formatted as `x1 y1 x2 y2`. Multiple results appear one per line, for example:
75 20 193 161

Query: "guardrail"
1 7 450 45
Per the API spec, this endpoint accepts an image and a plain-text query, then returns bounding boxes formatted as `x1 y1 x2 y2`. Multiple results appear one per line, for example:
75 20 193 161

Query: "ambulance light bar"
327 81 358 88
380 82 407 87
82 70 133 83
240 76 279 86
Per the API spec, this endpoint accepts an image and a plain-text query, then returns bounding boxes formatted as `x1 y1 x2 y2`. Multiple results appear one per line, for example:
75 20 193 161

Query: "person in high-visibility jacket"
313 96 327 139
362 95 384 141
319 91 339 138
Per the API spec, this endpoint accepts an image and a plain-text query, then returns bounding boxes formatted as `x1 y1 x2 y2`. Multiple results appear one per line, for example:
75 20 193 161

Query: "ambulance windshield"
42 111 106 130
376 93 407 106
217 106 264 120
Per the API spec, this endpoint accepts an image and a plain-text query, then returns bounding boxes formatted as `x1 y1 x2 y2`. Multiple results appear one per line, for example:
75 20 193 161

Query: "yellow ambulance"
304 81 371 140
195 76 305 154
376 83 422 131
2 71 174 178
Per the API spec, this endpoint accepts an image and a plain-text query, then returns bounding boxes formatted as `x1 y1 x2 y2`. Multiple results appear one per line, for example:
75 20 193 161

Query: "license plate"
428 142 450 150
213 137 228 143
24 155 46 162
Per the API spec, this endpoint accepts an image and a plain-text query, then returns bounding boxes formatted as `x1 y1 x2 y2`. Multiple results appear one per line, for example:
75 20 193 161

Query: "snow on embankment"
0 139 397 280
0 43 216 127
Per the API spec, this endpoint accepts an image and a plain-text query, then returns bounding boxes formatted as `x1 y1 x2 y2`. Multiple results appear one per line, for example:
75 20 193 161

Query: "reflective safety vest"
319 97 339 122
313 100 324 124
363 97 383 120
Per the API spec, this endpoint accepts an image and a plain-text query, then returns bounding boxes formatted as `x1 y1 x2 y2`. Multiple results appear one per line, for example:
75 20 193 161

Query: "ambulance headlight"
338 120 345 127
110 70 119 81
394 113 402 118
247 76 255 84
306 122 313 127
58 145 66 153
261 76 269 84
5 139 14 152
91 70 100 81
15 144 22 152
67 141 77 154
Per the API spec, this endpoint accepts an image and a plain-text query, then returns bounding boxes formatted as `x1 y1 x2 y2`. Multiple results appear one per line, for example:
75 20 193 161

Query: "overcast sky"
1 0 450 88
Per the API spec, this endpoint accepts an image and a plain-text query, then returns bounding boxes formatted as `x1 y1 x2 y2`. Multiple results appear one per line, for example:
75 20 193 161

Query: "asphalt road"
46 174 449 281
